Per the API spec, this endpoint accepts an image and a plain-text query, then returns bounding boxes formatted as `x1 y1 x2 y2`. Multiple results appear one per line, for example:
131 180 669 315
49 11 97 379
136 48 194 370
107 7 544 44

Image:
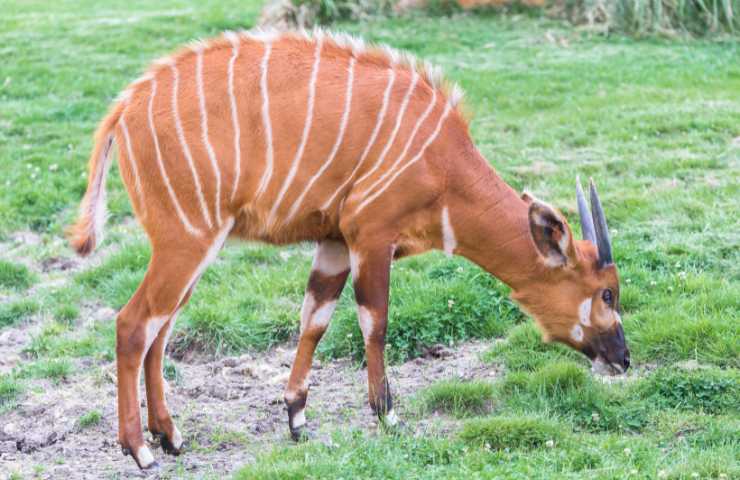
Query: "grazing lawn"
0 1 738 478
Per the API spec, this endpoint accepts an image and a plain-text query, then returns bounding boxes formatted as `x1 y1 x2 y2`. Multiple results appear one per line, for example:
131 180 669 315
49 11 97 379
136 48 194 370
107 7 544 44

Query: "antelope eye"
602 288 614 307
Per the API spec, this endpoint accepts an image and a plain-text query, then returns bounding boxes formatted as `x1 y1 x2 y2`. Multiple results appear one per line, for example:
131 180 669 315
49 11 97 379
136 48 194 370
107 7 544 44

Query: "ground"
0 1 739 479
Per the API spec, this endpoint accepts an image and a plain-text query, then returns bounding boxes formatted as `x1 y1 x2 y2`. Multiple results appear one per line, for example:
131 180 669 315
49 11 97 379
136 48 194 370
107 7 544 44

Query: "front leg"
284 240 350 440
349 242 398 425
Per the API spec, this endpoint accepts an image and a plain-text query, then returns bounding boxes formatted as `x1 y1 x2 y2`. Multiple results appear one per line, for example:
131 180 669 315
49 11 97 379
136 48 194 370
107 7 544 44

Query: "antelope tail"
67 103 124 256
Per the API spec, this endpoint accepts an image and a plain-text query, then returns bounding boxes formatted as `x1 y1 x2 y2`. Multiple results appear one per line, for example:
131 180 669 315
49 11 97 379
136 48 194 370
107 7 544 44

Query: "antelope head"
513 178 630 375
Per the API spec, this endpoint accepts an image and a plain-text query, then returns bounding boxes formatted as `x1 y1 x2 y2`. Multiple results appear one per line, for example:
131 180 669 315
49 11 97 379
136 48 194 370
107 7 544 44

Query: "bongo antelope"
68 28 629 469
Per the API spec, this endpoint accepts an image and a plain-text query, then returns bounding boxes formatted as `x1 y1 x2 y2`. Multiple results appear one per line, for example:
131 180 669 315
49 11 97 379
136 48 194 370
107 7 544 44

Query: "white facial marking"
314 240 350 276
254 42 274 201
171 426 183 450
170 63 213 229
384 410 400 426
358 306 375 343
441 206 457 257
195 50 223 227
147 78 202 237
579 298 592 326
285 56 355 224
614 311 622 324
225 32 242 202
356 101 453 213
136 444 155 468
268 37 323 227
323 68 396 210
292 408 306 429
570 323 584 343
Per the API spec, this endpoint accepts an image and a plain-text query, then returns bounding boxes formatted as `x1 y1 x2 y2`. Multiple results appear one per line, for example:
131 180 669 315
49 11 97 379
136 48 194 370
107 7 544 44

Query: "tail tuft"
67 105 121 256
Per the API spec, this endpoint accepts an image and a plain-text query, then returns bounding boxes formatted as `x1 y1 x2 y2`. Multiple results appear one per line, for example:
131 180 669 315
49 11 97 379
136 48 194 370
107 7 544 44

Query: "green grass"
1 1 739 477
77 410 102 429
0 259 36 291
414 379 496 417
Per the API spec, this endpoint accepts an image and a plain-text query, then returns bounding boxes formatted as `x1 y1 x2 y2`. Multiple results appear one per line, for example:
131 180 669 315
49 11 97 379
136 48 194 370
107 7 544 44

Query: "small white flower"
447 299 455 309
649 281 656 287
658 470 667 479
623 447 631 455
625 278 632 284
49 163 58 171
630 469 638 475
545 440 554 448
690 473 699 479
591 412 600 421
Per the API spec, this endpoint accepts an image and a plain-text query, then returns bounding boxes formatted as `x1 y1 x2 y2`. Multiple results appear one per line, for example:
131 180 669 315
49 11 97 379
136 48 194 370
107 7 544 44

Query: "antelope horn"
589 179 613 267
576 176 596 244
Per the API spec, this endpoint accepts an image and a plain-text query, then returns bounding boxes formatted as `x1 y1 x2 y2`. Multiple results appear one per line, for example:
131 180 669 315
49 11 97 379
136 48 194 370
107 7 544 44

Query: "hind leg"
284 240 349 440
143 287 192 456
117 219 233 469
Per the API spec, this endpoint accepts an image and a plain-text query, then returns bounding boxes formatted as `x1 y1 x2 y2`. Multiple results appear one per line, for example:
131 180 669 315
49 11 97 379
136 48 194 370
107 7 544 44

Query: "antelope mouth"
590 357 625 376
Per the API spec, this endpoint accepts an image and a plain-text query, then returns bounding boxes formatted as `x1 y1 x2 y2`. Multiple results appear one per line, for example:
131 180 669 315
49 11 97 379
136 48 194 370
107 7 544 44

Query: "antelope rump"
68 28 629 469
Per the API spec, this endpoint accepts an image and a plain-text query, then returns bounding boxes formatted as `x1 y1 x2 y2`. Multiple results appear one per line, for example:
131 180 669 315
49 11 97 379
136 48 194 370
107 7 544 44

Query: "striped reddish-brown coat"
68 28 628 470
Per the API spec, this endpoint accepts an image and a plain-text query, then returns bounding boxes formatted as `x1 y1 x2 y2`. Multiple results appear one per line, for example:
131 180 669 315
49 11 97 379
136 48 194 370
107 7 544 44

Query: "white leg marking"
178 217 234 308
314 240 350 276
361 87 437 202
441 206 457 256
322 68 396 211
349 250 361 283
356 101 453 213
570 323 584 342
144 315 170 354
309 300 337 331
225 32 242 202
171 63 213 230
268 38 323 227
384 409 400 426
579 298 592 326
254 42 274 201
136 444 155 468
147 79 203 237
299 292 317 334
292 408 306 429
196 50 223 227
119 116 146 217
171 425 183 450
354 70 419 187
358 306 375 343
285 57 355 224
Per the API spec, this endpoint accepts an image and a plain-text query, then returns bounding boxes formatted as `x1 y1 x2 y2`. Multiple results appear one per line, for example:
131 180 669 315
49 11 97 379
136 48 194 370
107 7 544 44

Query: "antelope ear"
528 200 576 268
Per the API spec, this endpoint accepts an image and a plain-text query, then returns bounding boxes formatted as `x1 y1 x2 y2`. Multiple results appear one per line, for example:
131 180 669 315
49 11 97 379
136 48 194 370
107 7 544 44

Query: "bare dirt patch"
0 340 498 479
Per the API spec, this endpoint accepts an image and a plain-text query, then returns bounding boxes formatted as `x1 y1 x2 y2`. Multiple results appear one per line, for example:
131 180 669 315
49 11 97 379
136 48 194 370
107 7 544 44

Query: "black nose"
622 350 631 371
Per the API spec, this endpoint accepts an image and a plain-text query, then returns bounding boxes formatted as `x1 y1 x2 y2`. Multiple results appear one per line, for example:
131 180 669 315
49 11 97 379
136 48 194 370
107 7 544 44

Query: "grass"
77 410 102 429
0 259 36 291
414 379 496 417
0 1 738 478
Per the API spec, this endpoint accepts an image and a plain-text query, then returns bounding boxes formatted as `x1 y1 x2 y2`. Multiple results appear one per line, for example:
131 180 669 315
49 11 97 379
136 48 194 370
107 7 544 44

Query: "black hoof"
290 426 313 442
154 432 182 456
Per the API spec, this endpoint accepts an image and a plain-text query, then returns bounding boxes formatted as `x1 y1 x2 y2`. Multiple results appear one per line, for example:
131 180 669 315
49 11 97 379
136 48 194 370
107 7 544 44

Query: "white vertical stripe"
254 42 274 201
226 33 242 202
353 70 419 187
119 116 146 217
441 206 457 256
321 68 396 211
285 57 355 224
171 64 213 230
196 49 223 227
356 101 453 213
147 79 202 237
267 37 323 227
361 86 437 202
